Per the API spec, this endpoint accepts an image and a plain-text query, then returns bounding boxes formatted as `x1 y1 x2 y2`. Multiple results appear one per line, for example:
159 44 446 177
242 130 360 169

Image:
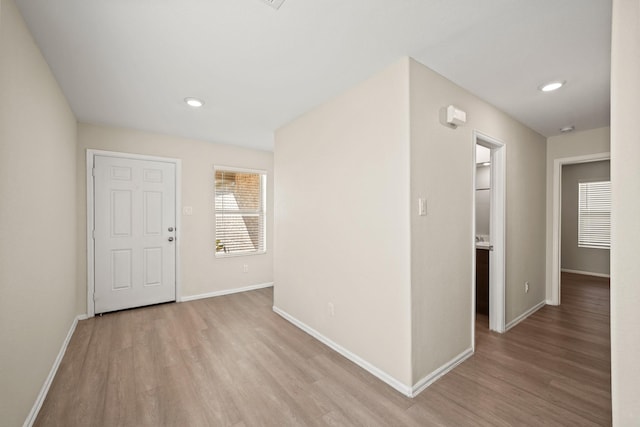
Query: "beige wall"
409 59 547 381
561 160 610 276
77 123 274 314
274 59 413 386
0 0 78 424
275 57 547 388
610 0 640 424
545 127 610 298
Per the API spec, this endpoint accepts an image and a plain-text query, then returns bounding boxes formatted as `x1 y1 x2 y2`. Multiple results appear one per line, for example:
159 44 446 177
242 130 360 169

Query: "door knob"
168 227 174 232
168 237 174 242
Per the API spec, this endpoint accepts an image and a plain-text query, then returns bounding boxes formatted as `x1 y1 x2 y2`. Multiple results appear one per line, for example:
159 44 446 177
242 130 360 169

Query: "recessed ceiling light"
539 81 565 92
560 125 575 133
184 97 204 108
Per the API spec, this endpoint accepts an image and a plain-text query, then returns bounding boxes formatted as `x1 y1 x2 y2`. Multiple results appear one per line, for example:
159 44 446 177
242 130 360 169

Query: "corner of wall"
274 57 414 388
407 56 547 383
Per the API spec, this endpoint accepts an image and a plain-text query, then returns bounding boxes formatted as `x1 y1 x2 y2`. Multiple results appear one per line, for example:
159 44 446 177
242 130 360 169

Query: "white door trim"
472 131 507 337
86 149 182 317
549 151 610 305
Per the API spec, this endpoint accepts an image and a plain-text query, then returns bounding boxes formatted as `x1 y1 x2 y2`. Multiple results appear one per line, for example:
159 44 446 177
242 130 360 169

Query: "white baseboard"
24 314 85 427
273 306 474 398
272 306 414 397
411 347 474 397
180 282 273 302
561 268 610 279
505 300 546 331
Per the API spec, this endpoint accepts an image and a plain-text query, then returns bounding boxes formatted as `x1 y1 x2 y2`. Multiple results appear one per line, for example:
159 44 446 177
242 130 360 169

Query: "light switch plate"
183 206 193 216
418 198 427 216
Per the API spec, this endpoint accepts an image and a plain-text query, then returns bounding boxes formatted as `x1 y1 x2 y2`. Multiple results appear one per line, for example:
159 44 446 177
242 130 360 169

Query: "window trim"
213 165 267 258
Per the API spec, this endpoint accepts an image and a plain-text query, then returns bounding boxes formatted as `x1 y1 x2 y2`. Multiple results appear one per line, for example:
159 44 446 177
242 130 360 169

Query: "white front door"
93 155 176 314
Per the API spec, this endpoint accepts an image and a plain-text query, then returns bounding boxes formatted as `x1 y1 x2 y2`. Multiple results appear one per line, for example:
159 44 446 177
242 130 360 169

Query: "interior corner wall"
408 58 547 383
561 160 610 276
0 0 78 424
76 123 274 314
273 59 413 387
545 127 610 299
610 0 640 424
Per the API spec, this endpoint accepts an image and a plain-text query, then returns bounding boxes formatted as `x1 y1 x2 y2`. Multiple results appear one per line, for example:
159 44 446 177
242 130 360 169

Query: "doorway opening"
472 131 506 342
474 144 491 328
550 152 610 305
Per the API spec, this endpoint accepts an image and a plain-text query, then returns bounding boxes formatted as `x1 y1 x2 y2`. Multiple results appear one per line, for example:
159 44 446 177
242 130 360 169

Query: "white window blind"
215 169 266 255
578 180 611 249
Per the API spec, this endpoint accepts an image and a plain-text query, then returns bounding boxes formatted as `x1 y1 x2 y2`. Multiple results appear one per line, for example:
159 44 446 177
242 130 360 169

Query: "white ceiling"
15 0 611 151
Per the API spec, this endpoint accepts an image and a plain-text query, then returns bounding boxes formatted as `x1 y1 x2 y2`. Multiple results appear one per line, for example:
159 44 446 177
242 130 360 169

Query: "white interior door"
93 155 176 314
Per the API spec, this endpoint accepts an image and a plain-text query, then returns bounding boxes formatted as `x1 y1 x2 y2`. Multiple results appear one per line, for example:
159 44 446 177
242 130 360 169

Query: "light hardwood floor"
35 273 610 426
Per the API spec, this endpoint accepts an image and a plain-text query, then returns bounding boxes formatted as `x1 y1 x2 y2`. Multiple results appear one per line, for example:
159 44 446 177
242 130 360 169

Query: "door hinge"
92 229 96 239
92 168 96 177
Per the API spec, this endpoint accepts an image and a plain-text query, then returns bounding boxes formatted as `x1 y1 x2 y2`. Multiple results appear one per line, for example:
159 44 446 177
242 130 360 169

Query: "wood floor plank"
102 347 136 427
451 356 604 426
35 273 611 426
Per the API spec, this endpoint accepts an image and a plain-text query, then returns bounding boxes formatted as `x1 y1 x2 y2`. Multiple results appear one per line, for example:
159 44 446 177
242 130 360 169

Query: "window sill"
577 245 610 250
215 250 267 259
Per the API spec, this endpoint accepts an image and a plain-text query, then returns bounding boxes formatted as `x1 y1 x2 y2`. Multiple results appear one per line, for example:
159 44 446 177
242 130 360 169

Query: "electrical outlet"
525 281 530 293
328 302 335 316
243 264 249 273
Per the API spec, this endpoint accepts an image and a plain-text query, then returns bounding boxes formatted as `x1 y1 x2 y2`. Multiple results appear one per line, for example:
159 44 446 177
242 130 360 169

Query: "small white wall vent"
260 0 286 10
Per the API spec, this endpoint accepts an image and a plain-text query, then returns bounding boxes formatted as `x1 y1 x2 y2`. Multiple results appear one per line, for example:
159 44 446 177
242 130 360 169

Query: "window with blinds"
214 169 266 255
578 180 611 249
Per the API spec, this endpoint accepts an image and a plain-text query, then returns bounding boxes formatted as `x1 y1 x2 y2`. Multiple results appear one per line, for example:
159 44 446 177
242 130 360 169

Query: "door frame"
86 149 182 317
549 151 610 305
472 131 507 340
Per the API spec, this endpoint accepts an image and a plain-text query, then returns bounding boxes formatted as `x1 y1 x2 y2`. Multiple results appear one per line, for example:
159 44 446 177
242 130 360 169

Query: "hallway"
35 273 610 426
